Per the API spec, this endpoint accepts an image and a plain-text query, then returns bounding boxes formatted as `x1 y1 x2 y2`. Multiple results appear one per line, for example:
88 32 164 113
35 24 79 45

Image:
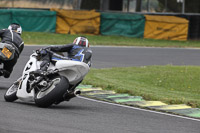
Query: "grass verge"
82 65 200 108
22 32 200 48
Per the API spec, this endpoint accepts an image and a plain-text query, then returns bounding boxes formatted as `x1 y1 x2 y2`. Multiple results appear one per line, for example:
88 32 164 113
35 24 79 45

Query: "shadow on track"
6 99 94 111
49 104 92 110
6 101 36 107
0 86 7 90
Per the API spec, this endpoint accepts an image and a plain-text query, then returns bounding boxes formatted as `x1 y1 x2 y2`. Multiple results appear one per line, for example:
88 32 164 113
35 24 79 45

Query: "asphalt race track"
0 46 200 133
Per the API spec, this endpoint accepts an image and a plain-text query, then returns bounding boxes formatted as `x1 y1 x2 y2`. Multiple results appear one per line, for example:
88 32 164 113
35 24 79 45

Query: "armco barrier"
0 9 56 32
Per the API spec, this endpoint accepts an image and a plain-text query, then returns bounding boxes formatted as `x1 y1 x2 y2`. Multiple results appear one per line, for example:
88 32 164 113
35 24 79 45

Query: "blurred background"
0 0 199 40
0 0 199 13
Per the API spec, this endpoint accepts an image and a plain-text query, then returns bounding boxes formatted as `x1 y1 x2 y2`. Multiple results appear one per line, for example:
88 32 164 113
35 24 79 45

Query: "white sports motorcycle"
4 49 90 107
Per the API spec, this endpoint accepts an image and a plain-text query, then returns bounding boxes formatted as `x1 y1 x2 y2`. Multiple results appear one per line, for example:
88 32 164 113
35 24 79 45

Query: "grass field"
22 32 200 108
22 31 200 48
82 66 200 108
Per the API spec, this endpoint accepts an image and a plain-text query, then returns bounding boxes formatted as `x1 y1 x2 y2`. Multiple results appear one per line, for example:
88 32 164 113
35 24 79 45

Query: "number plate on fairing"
2 47 12 59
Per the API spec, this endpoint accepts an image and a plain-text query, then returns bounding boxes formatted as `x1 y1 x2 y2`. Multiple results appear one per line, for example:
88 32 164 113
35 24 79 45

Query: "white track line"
77 95 200 122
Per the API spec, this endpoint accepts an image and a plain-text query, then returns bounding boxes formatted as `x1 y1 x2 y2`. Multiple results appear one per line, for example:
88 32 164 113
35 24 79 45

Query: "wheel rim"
36 78 61 99
6 83 18 96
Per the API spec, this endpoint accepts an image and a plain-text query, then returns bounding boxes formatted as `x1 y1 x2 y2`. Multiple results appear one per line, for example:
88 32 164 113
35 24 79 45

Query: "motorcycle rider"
37 36 92 72
35 36 92 101
0 23 24 78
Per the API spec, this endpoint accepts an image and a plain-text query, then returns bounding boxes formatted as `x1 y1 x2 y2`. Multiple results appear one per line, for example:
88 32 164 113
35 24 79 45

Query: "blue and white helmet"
73 36 89 47
8 23 22 35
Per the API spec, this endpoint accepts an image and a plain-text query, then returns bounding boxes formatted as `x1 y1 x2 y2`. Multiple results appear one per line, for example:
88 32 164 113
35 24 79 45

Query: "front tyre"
4 80 20 102
34 75 69 108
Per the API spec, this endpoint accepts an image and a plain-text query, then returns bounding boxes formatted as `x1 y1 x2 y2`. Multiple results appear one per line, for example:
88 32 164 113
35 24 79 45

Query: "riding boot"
3 70 10 78
0 69 10 78
0 69 4 76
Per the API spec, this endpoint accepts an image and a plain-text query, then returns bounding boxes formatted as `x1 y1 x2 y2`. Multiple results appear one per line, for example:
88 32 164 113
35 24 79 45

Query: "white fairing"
17 54 39 101
55 60 89 84
16 53 90 102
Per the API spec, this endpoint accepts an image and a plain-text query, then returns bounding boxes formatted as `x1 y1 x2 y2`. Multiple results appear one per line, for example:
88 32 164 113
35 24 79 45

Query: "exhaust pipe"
74 89 81 95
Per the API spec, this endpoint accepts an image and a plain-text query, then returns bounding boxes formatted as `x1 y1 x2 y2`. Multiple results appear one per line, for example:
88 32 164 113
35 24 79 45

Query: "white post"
147 0 150 12
78 0 82 9
182 0 185 14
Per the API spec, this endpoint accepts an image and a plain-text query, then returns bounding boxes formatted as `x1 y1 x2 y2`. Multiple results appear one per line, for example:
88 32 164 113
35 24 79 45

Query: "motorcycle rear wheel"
34 75 69 108
4 81 19 102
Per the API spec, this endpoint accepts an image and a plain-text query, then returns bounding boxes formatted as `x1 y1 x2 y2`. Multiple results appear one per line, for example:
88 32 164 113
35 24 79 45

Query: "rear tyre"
34 75 69 108
4 80 20 102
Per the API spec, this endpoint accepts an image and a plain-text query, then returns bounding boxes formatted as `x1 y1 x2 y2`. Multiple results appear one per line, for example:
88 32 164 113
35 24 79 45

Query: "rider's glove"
40 49 47 55
35 48 48 56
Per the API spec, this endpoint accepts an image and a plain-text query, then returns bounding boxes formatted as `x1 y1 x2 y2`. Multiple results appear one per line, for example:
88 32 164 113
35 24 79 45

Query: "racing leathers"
39 43 92 71
0 29 24 78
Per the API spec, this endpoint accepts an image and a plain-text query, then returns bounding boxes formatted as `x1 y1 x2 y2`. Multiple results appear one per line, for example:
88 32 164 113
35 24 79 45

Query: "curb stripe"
77 85 200 118
78 96 200 122
115 97 143 103
124 101 167 107
150 104 191 110
165 108 200 117
80 88 102 92
84 91 116 95
106 94 130 98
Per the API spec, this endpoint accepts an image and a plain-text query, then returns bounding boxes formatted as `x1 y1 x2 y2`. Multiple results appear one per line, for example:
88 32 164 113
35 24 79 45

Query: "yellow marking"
86 91 116 95
155 104 191 110
130 101 167 107
80 87 102 92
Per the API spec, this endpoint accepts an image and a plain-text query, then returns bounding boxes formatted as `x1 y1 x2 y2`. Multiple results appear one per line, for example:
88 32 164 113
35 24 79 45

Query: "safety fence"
0 8 191 41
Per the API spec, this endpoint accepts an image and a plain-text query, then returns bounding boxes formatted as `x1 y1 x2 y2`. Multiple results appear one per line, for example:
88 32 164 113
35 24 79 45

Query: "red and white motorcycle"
4 49 90 107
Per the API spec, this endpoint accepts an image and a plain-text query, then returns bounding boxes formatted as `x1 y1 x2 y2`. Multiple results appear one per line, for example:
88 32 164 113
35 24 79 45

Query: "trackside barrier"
77 85 200 118
0 8 194 40
51 8 100 35
144 15 189 41
100 12 145 38
0 9 56 32
0 10 11 29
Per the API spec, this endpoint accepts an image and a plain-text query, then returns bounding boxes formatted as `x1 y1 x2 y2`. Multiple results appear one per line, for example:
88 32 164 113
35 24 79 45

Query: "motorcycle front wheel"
4 79 20 102
34 75 69 108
